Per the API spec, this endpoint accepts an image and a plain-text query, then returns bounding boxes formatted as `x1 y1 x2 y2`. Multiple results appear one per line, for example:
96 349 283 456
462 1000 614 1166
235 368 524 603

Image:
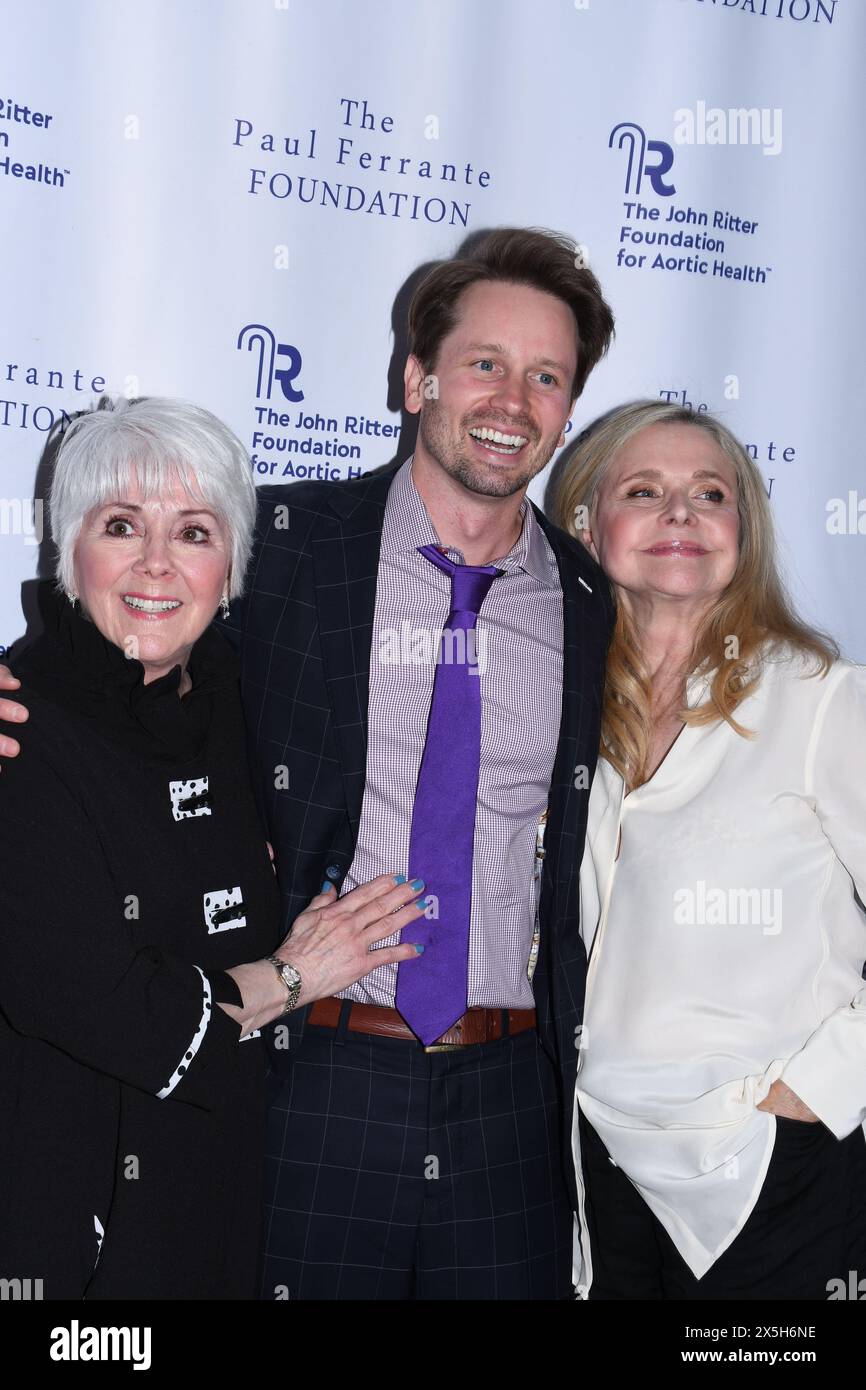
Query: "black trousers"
579 1106 866 1299
260 1017 573 1300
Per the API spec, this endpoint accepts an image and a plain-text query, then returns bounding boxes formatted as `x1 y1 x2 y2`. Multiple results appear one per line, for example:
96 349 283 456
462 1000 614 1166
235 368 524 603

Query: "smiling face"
72 473 230 685
582 423 741 616
404 279 578 498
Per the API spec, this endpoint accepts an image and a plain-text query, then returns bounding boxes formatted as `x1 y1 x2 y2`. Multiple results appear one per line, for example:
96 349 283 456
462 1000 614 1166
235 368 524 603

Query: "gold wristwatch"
267 956 302 1014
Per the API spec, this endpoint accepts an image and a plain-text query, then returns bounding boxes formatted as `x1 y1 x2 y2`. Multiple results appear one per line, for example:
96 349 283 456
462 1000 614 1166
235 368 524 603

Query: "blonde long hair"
553 400 837 789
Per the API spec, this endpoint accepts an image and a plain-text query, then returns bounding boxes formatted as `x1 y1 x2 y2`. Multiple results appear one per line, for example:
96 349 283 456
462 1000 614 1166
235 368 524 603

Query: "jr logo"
237 323 304 403
608 122 676 197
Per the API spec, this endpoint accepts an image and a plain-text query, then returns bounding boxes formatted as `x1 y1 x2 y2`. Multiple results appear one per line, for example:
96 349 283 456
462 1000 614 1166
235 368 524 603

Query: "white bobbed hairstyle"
50 396 257 601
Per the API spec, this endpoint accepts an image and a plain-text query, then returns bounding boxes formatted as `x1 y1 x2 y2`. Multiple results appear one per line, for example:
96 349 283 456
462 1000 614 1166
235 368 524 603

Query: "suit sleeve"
0 744 246 1111
779 664 866 1137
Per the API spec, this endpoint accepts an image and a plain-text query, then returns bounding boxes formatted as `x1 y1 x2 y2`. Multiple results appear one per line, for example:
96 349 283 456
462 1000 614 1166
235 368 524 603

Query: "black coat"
218 460 614 1208
0 583 281 1298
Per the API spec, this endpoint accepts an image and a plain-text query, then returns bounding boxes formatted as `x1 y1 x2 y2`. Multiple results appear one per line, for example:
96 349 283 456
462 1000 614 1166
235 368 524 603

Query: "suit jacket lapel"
532 506 589 891
311 462 401 837
311 475 601 880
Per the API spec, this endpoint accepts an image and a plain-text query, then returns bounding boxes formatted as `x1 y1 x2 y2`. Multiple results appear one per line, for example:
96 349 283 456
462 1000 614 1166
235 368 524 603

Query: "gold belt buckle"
423 1019 469 1052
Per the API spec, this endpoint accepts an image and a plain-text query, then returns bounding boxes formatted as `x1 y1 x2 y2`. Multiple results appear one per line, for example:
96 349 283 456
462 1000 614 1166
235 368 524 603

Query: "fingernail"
410 878 424 891
393 873 407 884
320 880 333 893
414 943 425 954
415 895 427 910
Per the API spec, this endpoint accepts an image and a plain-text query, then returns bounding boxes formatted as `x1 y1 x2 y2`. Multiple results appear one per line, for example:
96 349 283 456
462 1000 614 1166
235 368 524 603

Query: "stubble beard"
418 398 559 500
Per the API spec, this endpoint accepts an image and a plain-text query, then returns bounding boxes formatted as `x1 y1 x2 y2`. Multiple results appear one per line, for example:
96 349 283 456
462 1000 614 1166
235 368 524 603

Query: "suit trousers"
260 1012 573 1300
579 1106 866 1299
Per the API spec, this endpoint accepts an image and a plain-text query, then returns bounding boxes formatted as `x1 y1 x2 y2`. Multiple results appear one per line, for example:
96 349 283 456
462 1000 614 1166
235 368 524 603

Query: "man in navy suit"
228 227 615 1300
0 228 615 1300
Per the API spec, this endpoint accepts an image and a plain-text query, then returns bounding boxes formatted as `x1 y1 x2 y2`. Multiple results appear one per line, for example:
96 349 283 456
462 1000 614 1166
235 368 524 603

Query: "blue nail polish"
414 943 425 954
320 880 333 893
415 895 428 909
393 873 407 884
410 877 424 891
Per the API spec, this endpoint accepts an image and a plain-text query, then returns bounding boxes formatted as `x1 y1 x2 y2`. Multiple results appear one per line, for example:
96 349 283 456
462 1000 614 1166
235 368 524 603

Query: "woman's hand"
278 872 426 1008
0 665 27 760
222 872 426 1036
757 1080 819 1122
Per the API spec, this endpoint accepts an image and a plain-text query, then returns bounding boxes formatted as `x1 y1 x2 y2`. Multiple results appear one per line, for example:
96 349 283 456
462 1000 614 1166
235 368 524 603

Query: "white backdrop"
1 0 863 659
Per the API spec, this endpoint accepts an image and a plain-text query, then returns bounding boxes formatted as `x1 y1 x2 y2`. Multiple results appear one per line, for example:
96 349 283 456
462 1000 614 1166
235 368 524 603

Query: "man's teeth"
468 426 528 454
123 596 181 612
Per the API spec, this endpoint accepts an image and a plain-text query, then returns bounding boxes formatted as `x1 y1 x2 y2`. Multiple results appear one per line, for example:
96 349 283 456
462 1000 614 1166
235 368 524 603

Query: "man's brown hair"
407 227 615 402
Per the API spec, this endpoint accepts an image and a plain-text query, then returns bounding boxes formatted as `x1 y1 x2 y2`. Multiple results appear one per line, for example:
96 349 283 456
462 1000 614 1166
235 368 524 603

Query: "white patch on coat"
203 886 247 934
93 1213 105 1269
169 777 211 821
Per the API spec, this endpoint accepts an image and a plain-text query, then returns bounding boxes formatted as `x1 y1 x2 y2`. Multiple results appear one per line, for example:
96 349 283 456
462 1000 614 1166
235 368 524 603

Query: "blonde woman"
554 399 866 1300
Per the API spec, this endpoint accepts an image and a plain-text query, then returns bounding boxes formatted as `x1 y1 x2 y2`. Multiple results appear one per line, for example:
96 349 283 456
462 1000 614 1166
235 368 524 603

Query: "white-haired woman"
0 397 425 1299
554 399 866 1300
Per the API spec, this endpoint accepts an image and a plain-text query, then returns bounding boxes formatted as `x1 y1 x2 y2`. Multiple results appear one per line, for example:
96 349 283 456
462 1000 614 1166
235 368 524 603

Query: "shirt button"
325 865 341 880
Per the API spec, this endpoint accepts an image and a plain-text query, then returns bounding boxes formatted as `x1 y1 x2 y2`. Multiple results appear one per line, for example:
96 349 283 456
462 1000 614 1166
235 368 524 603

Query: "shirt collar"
381 455 557 587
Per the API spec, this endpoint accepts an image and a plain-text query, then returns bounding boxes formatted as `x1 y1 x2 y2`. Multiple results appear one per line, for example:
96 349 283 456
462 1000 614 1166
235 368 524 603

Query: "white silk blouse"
572 644 866 1287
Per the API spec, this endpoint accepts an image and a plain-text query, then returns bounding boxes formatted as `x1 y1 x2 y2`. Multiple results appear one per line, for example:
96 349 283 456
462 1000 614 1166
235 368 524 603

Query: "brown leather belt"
307 997 537 1051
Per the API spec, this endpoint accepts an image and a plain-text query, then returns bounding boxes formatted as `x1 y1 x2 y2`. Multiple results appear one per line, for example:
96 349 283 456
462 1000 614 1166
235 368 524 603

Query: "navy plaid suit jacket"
218 460 614 1207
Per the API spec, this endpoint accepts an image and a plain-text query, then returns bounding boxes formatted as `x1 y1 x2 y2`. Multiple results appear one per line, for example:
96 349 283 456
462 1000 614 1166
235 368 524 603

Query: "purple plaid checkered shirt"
338 457 563 1010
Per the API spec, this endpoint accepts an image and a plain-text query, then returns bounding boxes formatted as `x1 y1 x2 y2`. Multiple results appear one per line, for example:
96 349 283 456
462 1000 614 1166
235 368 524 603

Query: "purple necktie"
395 544 502 1045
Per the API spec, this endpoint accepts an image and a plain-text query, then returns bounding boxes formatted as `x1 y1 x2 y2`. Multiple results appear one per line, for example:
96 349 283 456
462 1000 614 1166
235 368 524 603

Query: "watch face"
280 961 301 1005
270 957 300 1001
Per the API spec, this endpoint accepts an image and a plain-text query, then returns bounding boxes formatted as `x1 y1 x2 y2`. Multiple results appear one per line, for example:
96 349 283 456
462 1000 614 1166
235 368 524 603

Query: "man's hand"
757 1079 819 1122
0 665 28 760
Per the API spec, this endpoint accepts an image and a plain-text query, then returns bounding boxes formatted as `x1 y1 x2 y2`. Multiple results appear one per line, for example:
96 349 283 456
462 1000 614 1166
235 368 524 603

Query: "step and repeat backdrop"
1 0 862 657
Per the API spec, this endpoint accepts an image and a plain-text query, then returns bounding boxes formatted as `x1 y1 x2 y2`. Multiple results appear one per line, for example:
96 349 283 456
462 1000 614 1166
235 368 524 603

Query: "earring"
68 591 78 609
219 592 230 619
